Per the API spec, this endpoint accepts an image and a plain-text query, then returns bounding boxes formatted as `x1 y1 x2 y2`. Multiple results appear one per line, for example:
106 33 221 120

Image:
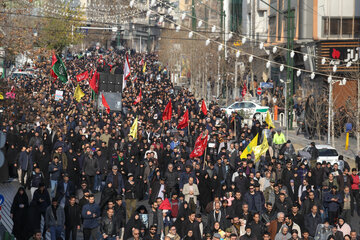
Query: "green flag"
52 55 68 83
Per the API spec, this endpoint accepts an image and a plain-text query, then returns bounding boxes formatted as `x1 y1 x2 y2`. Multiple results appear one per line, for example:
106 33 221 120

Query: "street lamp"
280 79 291 139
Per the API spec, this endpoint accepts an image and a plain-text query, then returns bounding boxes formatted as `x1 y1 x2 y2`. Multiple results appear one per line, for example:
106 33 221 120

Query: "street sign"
0 194 4 205
257 87 262 95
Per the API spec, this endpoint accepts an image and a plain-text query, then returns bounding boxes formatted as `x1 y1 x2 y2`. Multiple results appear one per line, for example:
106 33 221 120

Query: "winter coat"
81 202 101 229
106 173 125 194
148 209 164 235
325 191 343 212
304 213 322 237
182 183 199 204
45 205 65 227
48 161 62 181
244 191 264 213
55 180 75 203
64 203 81 227
100 215 119 237
164 169 179 189
82 154 99 176
32 188 51 212
19 151 31 171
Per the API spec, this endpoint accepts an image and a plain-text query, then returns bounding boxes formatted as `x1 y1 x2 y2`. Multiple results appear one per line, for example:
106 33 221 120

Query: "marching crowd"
0 48 360 240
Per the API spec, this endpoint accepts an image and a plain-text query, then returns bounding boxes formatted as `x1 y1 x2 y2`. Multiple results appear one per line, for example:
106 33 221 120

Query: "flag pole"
203 145 207 170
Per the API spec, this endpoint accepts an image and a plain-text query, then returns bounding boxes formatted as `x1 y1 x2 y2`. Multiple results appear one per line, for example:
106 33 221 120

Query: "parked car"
299 144 339 166
10 71 34 80
221 101 269 120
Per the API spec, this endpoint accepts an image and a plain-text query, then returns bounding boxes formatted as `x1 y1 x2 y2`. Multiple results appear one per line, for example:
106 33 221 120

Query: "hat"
286 140 291 143
213 233 221 239
128 173 133 177
159 198 172 210
115 195 123 201
63 173 69 177
112 165 118 170
226 228 233 233
290 179 294 183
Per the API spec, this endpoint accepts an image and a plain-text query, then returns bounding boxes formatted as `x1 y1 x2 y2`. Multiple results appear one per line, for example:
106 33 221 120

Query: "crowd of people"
0 48 360 240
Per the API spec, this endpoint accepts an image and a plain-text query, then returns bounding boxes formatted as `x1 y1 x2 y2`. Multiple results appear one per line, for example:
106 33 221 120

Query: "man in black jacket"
64 196 81 240
125 173 137 219
304 205 322 237
114 195 126 240
182 213 201 239
100 208 119 240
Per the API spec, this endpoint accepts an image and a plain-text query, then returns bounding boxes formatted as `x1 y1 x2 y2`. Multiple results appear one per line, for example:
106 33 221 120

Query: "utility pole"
286 0 294 129
192 0 196 31
261 0 295 129
327 80 332 145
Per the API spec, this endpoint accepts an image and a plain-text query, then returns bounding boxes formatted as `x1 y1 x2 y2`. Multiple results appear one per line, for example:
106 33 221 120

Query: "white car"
221 101 269 120
301 144 339 166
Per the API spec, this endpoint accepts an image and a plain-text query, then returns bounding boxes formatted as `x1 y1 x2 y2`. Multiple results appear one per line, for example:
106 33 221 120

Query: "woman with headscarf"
198 172 212 211
99 181 117 210
11 187 29 240
123 212 145 240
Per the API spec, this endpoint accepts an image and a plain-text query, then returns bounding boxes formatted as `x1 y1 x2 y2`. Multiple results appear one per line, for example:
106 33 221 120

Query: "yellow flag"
253 134 269 163
0 92 3 100
143 63 147 73
240 133 258 159
345 132 349 150
74 84 85 102
265 111 275 129
159 65 161 72
129 117 138 139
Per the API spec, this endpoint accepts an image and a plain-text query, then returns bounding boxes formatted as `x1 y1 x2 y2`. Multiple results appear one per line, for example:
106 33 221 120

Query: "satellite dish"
0 132 5 148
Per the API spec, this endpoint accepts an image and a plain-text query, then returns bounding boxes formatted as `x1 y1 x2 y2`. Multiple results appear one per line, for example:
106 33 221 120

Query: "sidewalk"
285 128 358 168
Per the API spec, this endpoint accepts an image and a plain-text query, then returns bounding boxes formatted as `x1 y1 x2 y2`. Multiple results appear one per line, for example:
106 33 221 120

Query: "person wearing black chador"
10 187 29 240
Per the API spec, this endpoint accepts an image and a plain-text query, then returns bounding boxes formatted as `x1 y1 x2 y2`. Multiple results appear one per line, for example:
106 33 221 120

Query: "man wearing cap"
106 165 125 195
125 173 137 219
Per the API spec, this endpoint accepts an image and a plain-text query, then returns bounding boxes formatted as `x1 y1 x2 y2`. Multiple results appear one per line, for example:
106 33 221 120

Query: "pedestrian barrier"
279 113 285 127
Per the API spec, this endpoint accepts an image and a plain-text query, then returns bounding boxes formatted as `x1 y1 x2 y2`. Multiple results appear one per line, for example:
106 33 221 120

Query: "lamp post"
280 79 291 139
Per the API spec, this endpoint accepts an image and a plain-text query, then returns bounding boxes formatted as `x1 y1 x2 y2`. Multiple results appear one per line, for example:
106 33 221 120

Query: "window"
323 18 360 37
342 19 353 35
330 18 340 35
230 103 241 109
243 102 256 108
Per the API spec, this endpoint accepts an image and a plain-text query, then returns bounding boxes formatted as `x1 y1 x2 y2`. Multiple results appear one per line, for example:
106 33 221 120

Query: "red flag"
201 100 208 115
162 99 172 121
241 82 247 97
89 70 99 94
89 69 93 78
50 53 58 82
139 58 144 66
190 132 208 158
102 94 110 114
134 89 142 105
76 71 89 82
177 109 189 129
